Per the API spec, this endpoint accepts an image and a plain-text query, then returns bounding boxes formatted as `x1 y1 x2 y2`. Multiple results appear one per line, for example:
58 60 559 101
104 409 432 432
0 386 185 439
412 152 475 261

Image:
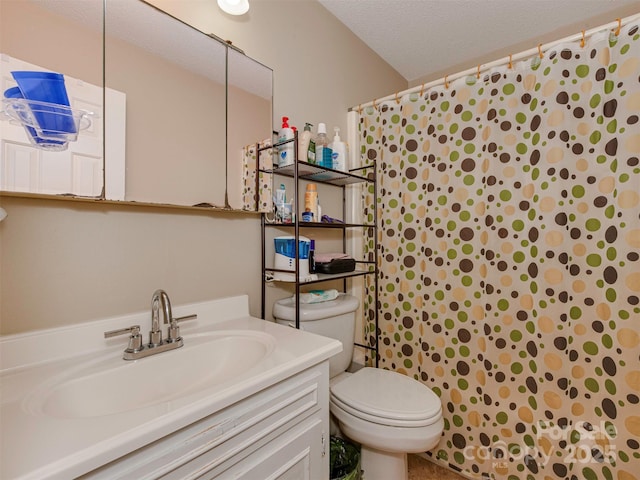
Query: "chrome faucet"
150 289 172 347
105 290 197 360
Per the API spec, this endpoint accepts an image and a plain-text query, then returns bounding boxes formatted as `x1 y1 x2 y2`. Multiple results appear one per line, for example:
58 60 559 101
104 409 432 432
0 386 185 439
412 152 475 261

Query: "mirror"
0 0 273 210
0 0 105 198
104 0 227 206
226 46 273 210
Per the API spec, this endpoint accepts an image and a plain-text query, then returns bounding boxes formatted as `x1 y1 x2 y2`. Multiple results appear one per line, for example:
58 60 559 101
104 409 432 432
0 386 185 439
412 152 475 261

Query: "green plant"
330 436 360 480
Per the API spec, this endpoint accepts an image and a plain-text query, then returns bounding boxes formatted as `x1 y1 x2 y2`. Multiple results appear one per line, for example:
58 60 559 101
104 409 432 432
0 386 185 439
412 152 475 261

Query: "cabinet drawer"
199 417 323 480
81 364 329 480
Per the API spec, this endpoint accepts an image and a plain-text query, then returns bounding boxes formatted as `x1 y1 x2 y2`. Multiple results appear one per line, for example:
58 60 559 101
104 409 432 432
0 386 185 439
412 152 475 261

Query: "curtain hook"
508 54 513 70
444 75 449 89
373 98 378 109
357 104 362 115
580 30 586 48
615 18 621 36
477 64 481 79
395 92 400 104
538 43 544 59
419 83 425 97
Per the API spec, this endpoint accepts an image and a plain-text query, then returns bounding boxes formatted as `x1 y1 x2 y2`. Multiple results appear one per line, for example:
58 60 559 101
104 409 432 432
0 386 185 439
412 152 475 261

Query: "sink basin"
24 330 276 418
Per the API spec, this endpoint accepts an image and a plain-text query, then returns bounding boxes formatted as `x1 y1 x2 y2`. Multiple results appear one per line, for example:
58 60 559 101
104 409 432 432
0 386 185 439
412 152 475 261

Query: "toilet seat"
330 367 442 427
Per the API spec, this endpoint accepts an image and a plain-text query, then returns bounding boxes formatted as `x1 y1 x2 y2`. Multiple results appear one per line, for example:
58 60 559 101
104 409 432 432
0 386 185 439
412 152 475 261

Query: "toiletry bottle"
278 116 295 167
315 123 332 169
304 183 318 222
275 183 286 222
298 123 315 164
309 239 316 273
330 127 347 171
307 126 316 164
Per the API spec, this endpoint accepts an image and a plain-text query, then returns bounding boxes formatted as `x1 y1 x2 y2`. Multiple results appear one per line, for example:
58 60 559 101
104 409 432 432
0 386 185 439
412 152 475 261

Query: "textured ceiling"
318 0 640 83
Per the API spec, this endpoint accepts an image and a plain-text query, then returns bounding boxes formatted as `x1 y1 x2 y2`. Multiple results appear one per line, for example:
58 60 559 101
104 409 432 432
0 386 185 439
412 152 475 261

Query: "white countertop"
0 295 342 480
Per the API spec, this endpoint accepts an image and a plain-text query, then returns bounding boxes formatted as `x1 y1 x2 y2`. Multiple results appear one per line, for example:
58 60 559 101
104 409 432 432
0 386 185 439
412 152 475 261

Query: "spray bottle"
278 116 295 167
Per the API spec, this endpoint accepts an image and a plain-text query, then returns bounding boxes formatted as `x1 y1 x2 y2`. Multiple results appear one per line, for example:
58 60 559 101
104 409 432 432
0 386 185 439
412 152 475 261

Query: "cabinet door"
200 417 324 480
78 364 330 480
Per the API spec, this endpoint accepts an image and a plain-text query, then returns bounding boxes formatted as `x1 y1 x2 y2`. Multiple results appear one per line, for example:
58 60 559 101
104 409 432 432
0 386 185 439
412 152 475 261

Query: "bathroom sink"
25 330 276 418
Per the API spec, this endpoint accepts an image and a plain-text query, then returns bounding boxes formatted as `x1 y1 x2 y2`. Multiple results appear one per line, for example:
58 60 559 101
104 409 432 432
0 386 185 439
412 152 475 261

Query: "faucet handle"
104 325 144 354
166 314 197 343
104 325 141 338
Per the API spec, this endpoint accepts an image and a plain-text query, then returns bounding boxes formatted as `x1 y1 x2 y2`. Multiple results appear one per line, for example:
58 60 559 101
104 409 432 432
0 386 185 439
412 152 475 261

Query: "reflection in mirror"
0 0 105 198
226 46 273 210
1 0 273 210
105 0 227 207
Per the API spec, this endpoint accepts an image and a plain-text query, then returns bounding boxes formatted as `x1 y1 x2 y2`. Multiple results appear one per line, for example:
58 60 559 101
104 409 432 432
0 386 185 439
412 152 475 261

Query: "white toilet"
274 294 444 480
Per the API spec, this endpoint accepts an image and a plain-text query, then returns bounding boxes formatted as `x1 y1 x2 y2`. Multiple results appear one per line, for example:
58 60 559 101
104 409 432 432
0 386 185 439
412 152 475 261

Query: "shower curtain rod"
351 12 640 112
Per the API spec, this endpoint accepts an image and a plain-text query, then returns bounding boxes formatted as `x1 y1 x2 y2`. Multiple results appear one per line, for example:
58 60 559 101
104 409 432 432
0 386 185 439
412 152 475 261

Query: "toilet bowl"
330 368 443 480
274 294 444 480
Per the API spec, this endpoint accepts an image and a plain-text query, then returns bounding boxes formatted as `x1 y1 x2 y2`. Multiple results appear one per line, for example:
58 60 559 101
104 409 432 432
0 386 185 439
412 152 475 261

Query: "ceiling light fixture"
217 0 249 15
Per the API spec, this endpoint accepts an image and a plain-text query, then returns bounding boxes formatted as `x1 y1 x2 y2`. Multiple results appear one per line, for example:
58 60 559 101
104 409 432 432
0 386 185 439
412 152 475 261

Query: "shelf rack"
258 131 379 367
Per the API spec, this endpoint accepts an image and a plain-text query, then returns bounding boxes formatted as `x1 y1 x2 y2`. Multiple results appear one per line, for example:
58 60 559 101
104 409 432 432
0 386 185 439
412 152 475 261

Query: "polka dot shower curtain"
359 21 640 480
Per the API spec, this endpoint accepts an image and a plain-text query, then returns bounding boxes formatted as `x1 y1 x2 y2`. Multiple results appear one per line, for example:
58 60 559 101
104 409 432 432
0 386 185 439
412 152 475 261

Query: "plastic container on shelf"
304 183 318 222
330 127 347 171
309 239 316 273
299 122 316 164
315 123 332 168
275 183 290 223
277 116 295 167
273 235 311 281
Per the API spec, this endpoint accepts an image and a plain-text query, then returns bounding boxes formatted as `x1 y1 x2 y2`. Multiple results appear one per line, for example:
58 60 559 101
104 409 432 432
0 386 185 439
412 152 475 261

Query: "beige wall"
0 0 406 335
409 4 640 88
148 0 406 136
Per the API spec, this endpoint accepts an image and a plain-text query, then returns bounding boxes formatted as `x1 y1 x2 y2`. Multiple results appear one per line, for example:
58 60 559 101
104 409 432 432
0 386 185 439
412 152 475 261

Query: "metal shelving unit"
258 132 379 366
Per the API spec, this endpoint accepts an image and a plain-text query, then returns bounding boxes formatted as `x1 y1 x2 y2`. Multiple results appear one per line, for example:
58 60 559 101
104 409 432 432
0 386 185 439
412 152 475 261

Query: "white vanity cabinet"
79 363 330 480
0 295 341 480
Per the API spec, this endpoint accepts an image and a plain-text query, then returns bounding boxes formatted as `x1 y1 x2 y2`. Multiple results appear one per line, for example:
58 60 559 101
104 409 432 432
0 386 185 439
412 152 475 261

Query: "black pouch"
315 257 356 274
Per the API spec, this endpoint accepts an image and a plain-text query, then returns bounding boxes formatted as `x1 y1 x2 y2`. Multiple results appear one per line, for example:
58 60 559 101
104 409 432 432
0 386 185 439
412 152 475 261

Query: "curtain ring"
395 92 400 104
373 98 378 109
419 83 425 97
538 43 544 59
508 54 513 70
444 75 449 89
580 30 586 48
357 104 362 115
477 64 481 79
615 18 621 36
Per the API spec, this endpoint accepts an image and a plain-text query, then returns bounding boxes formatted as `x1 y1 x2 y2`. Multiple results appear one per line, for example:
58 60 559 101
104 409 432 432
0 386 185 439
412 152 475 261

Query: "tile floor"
408 454 467 480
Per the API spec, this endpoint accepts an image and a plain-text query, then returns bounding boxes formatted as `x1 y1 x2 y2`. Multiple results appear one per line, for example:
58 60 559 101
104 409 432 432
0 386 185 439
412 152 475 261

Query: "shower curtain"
358 21 640 480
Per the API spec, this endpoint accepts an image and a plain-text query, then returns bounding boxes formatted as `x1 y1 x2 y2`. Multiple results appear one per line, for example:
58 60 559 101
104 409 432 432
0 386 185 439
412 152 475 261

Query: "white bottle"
298 123 315 164
278 116 295 167
330 127 347 171
315 123 331 168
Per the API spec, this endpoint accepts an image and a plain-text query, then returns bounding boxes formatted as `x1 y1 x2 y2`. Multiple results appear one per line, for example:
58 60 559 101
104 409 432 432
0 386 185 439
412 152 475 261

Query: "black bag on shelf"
315 257 356 274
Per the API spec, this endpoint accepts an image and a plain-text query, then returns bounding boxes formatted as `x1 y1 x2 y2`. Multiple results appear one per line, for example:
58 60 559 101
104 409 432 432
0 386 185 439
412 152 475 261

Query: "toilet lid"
330 367 442 427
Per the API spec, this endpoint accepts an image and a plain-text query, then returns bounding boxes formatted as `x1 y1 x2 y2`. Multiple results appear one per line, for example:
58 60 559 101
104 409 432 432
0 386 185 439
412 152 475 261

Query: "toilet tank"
273 294 359 378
